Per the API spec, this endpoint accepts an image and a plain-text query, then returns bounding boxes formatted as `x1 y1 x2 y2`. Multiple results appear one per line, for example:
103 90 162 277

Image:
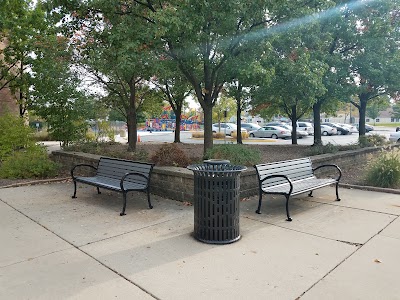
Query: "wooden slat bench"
71 157 154 216
254 157 341 221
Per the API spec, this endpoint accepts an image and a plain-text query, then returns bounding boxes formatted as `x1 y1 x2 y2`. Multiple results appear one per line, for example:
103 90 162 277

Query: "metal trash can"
187 160 246 244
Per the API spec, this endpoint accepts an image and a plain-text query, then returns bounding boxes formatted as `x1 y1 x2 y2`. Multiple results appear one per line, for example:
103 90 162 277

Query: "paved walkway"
1 182 400 299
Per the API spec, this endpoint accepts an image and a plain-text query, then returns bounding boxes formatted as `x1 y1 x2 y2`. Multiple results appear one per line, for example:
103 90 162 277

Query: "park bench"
254 157 341 221
71 157 154 216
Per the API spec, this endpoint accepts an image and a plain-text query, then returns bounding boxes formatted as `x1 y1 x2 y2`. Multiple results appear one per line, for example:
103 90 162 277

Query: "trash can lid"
187 163 247 173
203 159 230 165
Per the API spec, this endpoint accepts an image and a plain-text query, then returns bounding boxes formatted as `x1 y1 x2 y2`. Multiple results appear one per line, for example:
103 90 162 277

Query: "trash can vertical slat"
188 162 246 244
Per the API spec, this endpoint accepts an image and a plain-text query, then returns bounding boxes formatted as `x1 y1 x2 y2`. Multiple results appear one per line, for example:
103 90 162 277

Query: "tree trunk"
291 105 298 145
173 105 182 143
358 94 368 136
127 80 137 152
203 104 213 155
313 101 322 146
236 83 243 144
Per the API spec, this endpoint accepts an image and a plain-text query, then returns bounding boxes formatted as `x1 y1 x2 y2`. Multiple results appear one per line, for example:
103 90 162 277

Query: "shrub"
308 142 339 155
358 134 388 148
64 141 149 161
0 113 35 160
192 132 204 138
32 129 52 142
365 148 400 188
231 131 249 139
150 143 191 167
0 147 59 179
213 132 225 139
205 144 261 166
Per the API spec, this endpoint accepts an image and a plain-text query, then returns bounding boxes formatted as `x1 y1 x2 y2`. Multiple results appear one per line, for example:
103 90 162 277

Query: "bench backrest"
97 157 154 185
254 157 314 188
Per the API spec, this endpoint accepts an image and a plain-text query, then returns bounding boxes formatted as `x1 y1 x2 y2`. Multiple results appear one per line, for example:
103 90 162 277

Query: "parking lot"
133 126 394 146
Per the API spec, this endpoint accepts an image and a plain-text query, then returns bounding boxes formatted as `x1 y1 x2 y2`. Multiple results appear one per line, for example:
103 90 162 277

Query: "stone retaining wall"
51 145 398 203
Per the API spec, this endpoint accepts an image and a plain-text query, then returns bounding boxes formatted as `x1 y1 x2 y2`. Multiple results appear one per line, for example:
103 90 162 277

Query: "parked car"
321 122 349 135
249 126 291 139
297 122 314 136
241 123 262 132
389 131 400 143
338 123 358 134
352 123 374 133
320 124 337 136
277 124 308 138
212 123 246 135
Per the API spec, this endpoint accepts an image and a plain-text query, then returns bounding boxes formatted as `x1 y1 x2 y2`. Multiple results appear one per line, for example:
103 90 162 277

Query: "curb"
340 183 400 195
0 177 71 189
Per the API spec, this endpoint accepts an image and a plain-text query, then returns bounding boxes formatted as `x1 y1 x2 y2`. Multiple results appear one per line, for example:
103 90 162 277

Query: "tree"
51 0 158 151
152 59 192 143
30 35 90 146
344 1 400 135
0 0 47 117
366 96 390 124
154 0 272 154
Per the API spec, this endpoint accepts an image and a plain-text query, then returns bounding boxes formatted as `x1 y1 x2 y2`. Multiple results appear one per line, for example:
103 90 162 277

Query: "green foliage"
150 143 191 167
358 135 388 148
307 143 339 156
64 142 149 162
95 121 115 142
365 149 400 188
205 144 261 166
0 147 59 179
0 113 34 160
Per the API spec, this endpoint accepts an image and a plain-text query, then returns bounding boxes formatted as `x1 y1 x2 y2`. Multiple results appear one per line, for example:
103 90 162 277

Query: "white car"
297 122 314 136
278 124 308 138
321 124 337 136
241 123 262 132
338 123 358 134
389 131 400 143
212 123 246 136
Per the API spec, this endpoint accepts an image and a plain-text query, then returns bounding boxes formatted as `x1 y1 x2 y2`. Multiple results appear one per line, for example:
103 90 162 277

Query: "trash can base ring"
195 235 241 245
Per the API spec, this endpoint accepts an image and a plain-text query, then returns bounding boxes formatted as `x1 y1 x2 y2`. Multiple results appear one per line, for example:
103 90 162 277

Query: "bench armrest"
120 172 150 191
313 164 342 181
260 174 294 195
71 164 98 179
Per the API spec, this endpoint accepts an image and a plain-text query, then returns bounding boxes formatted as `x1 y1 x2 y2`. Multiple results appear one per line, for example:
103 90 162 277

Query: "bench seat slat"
254 157 341 221
262 177 337 195
71 157 155 216
75 176 147 191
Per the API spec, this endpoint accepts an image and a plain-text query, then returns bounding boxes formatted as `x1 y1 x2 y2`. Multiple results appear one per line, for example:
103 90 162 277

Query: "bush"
0 147 59 179
308 142 339 155
32 128 52 142
365 148 400 188
0 113 35 160
64 141 149 161
231 131 249 139
150 143 191 167
358 134 388 148
192 132 204 138
205 144 261 166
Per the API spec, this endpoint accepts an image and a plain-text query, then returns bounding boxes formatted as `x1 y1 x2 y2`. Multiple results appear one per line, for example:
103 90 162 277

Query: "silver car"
249 126 291 139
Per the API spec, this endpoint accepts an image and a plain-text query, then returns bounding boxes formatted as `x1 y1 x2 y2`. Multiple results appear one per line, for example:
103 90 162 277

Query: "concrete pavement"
0 182 400 299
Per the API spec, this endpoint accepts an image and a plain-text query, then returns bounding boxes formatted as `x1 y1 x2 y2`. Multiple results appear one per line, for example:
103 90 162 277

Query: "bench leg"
147 189 153 209
285 195 292 222
97 187 101 194
120 192 127 216
256 192 263 214
308 190 313 197
72 181 77 198
335 182 341 201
